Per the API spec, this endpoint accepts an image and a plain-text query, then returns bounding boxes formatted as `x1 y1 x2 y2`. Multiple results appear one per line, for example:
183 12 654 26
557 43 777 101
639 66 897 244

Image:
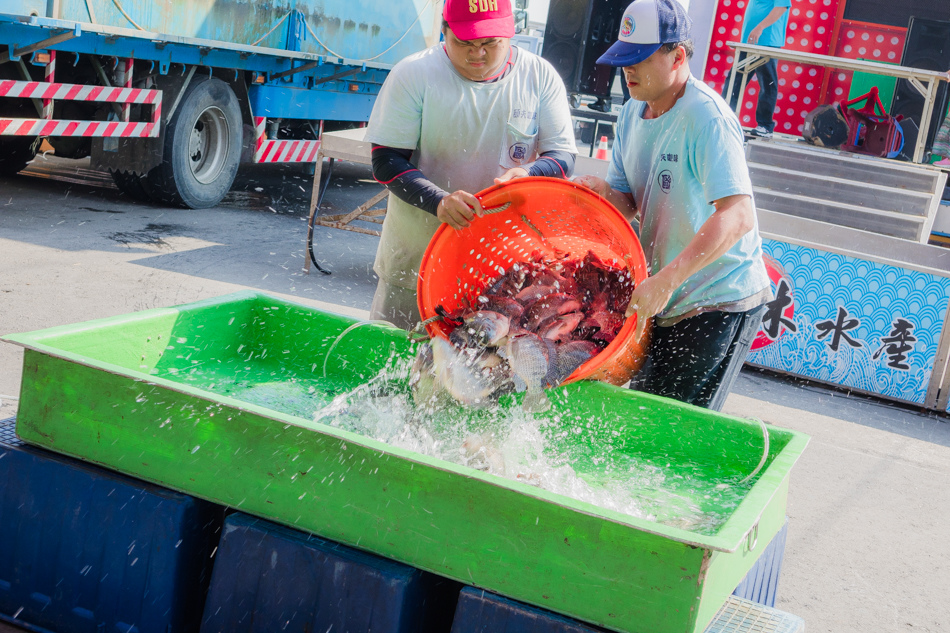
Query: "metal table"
725 41 948 163
305 127 387 274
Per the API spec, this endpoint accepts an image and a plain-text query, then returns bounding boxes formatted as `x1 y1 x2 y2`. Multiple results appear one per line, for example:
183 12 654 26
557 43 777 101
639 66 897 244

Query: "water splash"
161 350 748 535
309 355 747 535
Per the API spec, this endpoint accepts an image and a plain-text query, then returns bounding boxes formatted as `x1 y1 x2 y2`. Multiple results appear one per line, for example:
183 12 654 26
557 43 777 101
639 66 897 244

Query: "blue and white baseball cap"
596 0 692 67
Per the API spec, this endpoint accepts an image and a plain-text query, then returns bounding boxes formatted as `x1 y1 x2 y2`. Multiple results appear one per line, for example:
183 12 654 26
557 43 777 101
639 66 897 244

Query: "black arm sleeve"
526 150 576 179
371 144 447 216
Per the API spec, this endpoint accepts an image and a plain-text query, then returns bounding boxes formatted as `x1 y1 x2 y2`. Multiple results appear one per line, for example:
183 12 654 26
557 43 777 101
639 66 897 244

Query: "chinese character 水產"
815 306 862 352
872 318 916 370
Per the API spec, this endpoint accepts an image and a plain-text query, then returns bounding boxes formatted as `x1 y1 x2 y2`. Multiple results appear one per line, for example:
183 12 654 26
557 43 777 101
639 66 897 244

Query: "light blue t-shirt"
741 0 791 48
606 76 770 322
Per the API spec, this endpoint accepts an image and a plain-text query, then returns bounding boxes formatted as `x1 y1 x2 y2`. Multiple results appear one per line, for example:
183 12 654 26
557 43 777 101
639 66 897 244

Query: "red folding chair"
840 86 904 159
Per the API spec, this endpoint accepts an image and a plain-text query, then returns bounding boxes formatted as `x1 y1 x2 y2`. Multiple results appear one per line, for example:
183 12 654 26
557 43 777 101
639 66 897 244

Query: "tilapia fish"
548 340 600 386
506 332 552 413
428 337 509 407
456 310 510 347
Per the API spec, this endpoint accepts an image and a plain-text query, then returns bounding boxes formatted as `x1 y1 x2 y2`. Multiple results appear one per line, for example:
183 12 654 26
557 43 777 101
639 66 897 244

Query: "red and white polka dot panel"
825 21 906 107
702 1 906 136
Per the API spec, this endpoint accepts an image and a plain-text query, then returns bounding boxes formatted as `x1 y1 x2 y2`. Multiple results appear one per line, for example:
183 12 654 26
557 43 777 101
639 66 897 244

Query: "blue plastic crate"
450 587 607 633
732 519 788 608
0 418 224 633
200 512 460 633
450 588 804 633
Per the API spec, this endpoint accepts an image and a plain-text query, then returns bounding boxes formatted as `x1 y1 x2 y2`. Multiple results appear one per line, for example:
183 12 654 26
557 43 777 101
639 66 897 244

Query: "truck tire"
0 138 36 176
110 169 153 202
146 78 242 209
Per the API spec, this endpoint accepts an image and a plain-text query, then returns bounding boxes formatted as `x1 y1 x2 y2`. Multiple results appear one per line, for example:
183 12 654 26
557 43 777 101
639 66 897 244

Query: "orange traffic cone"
595 135 609 160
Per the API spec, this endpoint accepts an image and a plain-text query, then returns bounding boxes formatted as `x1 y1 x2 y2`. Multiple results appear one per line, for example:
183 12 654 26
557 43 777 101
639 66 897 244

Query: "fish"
477 294 525 320
514 283 557 304
538 311 584 342
485 263 530 297
459 310 511 347
409 342 451 407
430 337 509 406
449 325 476 348
580 290 626 343
548 340 600 385
585 310 626 342
541 337 560 388
506 332 552 413
422 248 636 409
521 293 584 331
527 268 576 294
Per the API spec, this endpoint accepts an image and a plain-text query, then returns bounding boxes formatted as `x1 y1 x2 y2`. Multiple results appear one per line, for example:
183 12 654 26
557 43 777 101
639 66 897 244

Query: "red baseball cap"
443 0 515 41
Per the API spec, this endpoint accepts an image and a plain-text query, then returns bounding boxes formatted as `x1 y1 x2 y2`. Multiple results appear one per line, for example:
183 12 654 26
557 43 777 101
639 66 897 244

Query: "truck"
0 0 442 208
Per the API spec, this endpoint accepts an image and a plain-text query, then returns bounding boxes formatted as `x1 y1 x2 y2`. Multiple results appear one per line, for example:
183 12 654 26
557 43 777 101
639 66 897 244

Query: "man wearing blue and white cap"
575 0 771 411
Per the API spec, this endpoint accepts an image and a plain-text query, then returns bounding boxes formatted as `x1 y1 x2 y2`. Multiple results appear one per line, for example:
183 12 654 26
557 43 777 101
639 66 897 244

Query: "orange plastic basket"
417 176 651 386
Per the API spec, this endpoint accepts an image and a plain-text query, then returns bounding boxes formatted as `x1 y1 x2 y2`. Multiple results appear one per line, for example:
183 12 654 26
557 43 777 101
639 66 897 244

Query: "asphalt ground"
1 155 949 633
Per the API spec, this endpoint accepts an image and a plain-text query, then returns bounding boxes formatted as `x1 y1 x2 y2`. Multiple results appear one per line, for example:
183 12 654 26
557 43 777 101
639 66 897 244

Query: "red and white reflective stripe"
0 118 157 137
118 58 132 122
254 115 267 159
253 116 321 163
0 78 161 138
42 51 55 119
0 80 160 105
257 138 321 163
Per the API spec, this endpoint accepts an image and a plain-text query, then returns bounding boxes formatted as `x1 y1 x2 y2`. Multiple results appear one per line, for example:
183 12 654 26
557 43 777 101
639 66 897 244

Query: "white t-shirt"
365 44 577 288
606 76 770 322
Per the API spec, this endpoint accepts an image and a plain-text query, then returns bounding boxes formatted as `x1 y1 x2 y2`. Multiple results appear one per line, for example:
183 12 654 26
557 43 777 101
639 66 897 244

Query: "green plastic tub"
2 291 808 633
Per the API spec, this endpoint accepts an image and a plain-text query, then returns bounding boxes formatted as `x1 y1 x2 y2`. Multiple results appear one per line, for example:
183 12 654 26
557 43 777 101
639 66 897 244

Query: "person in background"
723 0 790 139
575 0 771 411
364 0 577 330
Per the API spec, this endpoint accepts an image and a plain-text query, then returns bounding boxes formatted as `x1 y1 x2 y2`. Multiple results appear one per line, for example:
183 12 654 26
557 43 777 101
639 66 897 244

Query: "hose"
307 158 335 274
736 418 770 486
250 12 292 47
323 319 400 378
84 0 97 23
301 0 435 63
111 0 145 30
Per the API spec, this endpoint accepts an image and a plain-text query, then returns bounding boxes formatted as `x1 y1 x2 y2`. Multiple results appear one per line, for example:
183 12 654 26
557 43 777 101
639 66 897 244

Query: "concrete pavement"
1 156 948 632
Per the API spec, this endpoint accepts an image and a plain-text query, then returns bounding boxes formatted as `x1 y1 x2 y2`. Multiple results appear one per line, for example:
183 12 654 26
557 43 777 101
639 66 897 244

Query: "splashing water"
159 349 749 536
308 354 749 535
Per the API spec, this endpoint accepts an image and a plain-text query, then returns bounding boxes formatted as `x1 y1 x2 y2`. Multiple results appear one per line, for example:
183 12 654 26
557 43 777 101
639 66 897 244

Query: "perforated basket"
417 176 651 386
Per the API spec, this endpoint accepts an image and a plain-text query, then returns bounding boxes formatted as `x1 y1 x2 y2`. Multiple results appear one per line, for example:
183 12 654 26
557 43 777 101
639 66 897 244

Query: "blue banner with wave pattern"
747 239 950 406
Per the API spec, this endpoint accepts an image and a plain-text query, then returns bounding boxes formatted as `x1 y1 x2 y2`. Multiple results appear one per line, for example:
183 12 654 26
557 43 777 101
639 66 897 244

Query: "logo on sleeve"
657 169 673 193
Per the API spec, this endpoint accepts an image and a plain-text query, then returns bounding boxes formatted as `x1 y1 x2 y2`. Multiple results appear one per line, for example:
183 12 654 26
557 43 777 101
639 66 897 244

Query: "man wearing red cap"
365 0 577 330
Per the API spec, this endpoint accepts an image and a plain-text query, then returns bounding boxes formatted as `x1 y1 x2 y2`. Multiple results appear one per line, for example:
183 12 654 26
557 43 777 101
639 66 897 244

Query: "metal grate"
0 418 22 447
707 596 805 633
